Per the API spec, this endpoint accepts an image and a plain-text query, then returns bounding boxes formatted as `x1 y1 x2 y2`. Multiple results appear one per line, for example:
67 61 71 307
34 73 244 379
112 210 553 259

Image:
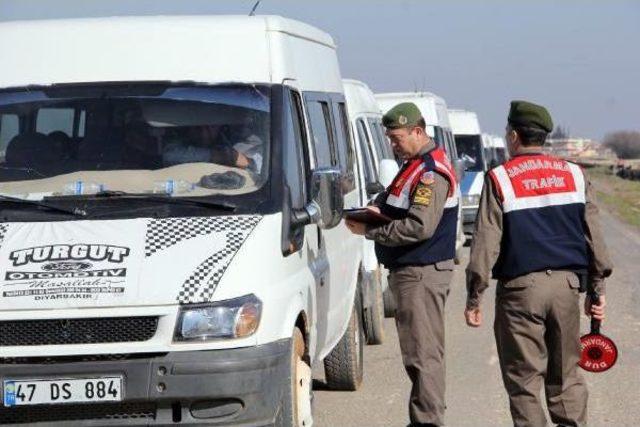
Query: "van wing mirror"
378 159 399 188
292 168 344 229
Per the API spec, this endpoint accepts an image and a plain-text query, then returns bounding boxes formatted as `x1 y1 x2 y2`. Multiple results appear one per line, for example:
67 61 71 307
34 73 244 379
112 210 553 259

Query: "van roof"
491 135 507 148
448 109 481 135
342 79 381 117
482 133 494 147
0 15 342 92
374 92 451 128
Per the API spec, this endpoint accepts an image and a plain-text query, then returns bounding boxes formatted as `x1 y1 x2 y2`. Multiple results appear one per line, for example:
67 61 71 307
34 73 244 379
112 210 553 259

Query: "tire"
276 327 312 427
363 268 385 345
383 286 396 318
323 297 364 391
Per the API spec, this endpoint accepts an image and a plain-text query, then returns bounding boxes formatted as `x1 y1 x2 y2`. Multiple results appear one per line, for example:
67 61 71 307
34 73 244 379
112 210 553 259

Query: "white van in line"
448 109 487 235
482 133 495 168
0 15 366 426
342 79 400 339
489 134 509 166
375 92 466 260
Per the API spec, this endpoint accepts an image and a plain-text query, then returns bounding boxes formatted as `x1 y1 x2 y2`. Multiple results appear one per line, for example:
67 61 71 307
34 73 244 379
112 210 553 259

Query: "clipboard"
343 208 391 226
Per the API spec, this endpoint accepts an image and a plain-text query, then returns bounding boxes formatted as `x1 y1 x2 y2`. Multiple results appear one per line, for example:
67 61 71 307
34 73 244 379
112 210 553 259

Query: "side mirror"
292 167 344 229
453 158 466 182
366 182 385 196
378 159 400 188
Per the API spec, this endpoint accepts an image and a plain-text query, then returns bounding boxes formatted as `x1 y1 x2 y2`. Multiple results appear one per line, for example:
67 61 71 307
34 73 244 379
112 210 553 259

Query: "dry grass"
587 166 640 229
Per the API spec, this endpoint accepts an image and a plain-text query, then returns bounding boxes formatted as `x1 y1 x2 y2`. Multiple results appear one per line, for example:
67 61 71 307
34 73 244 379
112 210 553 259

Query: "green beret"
508 100 553 133
382 102 423 129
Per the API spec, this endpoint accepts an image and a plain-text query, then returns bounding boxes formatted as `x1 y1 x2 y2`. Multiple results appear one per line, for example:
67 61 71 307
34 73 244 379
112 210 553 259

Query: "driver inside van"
162 124 262 173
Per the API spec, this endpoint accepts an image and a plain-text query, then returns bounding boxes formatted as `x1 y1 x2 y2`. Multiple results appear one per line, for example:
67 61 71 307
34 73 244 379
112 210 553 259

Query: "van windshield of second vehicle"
455 135 485 172
0 84 271 199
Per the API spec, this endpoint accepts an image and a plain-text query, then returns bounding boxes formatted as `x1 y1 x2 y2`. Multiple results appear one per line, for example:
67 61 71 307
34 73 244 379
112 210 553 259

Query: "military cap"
382 102 423 129
508 100 553 133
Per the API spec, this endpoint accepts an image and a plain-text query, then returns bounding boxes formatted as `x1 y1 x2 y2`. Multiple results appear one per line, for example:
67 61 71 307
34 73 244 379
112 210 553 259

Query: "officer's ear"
412 125 425 138
506 128 518 145
506 128 520 154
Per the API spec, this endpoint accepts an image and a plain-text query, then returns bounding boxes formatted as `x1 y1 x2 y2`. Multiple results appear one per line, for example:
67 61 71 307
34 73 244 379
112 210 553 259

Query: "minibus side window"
285 91 307 209
36 108 75 135
76 110 86 138
0 114 19 156
333 102 355 192
336 103 355 172
356 118 376 185
35 107 86 142
375 120 393 159
445 130 459 160
368 118 389 162
306 101 334 168
433 126 445 149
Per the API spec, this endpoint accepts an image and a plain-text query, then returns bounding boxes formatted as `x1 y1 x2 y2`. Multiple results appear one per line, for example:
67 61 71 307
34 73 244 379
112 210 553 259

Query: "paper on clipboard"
343 208 391 226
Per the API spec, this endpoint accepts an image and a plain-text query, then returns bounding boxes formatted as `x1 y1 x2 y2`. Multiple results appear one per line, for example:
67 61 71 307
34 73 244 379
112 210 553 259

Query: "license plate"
3 376 123 407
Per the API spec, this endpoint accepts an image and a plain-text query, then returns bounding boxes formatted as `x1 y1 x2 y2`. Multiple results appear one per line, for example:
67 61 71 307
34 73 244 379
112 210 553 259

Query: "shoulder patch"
413 183 433 206
420 171 436 186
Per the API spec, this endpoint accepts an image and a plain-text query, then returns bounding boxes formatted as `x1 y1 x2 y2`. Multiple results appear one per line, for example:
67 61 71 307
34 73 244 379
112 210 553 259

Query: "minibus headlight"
175 294 262 341
462 194 480 207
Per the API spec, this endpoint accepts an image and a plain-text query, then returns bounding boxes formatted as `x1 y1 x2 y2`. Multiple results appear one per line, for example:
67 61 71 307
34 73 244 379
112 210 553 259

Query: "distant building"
545 138 616 160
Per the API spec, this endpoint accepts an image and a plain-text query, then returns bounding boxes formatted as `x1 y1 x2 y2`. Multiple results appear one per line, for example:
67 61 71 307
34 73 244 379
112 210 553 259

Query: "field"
587 166 640 229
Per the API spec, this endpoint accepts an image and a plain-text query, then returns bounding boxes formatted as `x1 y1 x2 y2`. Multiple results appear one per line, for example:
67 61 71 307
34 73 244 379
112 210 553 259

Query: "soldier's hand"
464 307 482 327
345 219 366 235
584 294 606 321
366 206 381 214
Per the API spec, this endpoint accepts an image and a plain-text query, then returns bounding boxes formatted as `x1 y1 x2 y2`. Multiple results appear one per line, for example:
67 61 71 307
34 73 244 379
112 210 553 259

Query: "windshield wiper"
0 194 87 216
91 190 237 212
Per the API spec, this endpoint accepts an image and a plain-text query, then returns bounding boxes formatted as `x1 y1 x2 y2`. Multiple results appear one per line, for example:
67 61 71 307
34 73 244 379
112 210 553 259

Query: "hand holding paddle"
579 292 618 373
584 292 606 321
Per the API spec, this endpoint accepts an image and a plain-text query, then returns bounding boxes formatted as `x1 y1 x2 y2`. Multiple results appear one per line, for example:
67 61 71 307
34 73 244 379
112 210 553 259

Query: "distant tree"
550 125 570 139
603 131 640 159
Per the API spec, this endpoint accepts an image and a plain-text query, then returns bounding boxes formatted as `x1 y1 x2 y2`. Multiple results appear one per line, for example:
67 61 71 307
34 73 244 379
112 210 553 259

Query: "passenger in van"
5 132 65 178
47 131 75 161
346 103 458 427
162 124 261 172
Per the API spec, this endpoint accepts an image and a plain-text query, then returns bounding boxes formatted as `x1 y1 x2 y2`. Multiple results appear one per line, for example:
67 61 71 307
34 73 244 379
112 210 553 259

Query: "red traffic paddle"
579 293 618 373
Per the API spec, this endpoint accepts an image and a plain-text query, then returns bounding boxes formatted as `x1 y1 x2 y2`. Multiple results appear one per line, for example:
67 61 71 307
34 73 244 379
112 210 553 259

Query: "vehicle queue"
0 14 610 427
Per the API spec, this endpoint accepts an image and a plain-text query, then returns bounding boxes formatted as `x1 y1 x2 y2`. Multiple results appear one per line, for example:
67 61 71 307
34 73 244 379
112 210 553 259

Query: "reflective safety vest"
376 147 458 269
489 154 589 279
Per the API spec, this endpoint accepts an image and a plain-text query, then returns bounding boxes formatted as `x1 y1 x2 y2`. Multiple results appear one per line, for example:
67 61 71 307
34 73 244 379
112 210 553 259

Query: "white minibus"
0 15 366 426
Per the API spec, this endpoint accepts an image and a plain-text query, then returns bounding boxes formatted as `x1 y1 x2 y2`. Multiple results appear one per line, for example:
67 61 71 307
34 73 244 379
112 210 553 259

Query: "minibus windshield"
0 84 271 200
454 134 485 172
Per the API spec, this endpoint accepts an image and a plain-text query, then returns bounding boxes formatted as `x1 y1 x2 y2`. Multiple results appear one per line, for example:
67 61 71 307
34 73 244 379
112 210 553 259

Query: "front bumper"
462 206 479 234
0 339 290 426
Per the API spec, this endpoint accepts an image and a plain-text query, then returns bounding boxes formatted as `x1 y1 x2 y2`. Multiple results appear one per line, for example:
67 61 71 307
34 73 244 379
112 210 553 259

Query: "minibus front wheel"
276 327 312 427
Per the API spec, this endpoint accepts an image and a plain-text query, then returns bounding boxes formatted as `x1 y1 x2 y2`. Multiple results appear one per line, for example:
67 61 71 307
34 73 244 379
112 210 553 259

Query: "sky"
1 0 638 140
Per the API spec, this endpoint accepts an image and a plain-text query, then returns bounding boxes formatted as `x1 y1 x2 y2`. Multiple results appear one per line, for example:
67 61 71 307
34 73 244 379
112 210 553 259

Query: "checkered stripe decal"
177 231 249 303
145 215 259 303
0 223 8 247
145 216 260 257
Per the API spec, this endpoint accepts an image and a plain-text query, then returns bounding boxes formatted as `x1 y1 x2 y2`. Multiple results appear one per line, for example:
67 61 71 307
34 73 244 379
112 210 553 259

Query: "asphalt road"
313 210 640 427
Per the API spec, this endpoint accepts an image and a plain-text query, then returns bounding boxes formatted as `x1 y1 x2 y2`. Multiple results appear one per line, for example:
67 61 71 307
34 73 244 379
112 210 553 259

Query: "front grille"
1 352 167 365
0 402 156 424
0 316 158 346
